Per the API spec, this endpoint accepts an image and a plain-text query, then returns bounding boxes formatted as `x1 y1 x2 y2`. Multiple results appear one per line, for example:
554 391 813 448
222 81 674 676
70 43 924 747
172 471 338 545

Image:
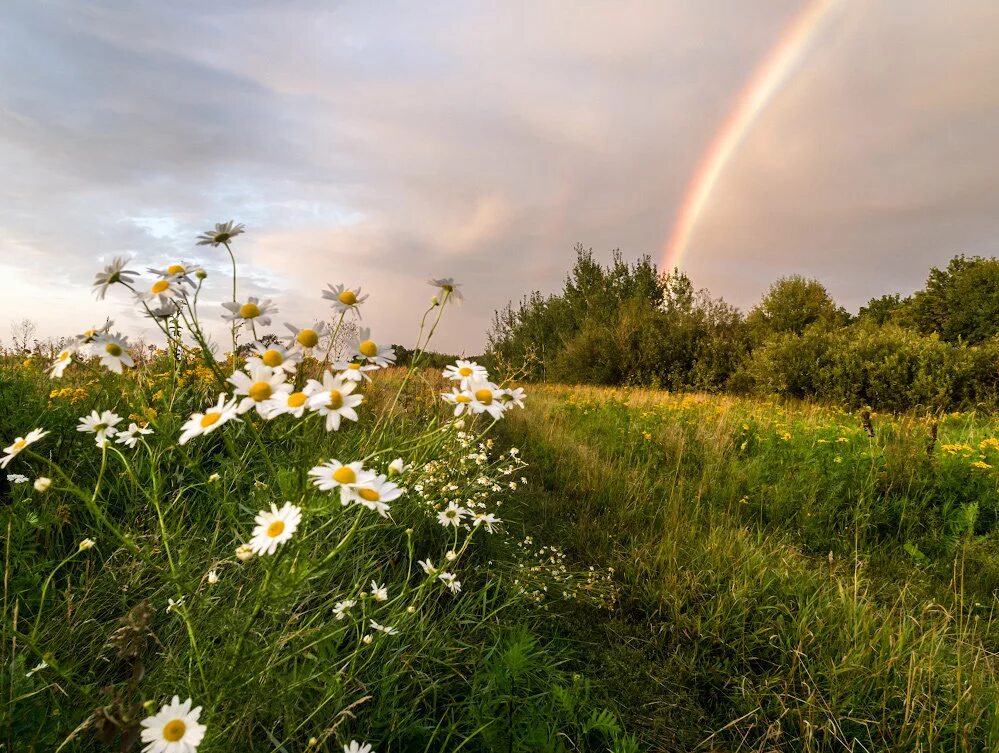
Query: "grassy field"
498 385 999 752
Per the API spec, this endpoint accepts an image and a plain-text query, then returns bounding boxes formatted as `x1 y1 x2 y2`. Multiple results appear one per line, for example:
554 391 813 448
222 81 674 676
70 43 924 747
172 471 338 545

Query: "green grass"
498 385 999 752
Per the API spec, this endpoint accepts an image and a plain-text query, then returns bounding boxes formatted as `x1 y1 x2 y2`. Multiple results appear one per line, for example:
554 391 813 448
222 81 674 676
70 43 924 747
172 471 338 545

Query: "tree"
899 255 999 344
857 294 905 326
746 276 847 341
9 318 37 352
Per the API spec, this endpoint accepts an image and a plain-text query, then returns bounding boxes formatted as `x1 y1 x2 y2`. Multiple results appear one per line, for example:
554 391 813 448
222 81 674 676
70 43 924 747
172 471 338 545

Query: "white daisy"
115 422 154 448
418 559 438 576
387 457 408 476
249 501 302 556
93 257 138 300
145 300 181 320
332 359 380 383
472 512 502 533
138 275 187 307
350 328 395 367
139 695 206 753
1 428 49 469
333 599 356 620
95 333 135 374
148 263 197 287
263 389 313 419
34 477 52 492
227 365 292 417
501 386 527 409
221 296 278 327
246 342 301 374
369 581 388 602
466 381 506 420
6 473 28 484
178 394 240 445
306 371 363 431
343 742 373 753
283 321 330 351
442 359 488 388
75 319 115 346
428 277 463 304
196 220 245 246
343 474 401 518
308 460 375 498
48 347 75 379
369 620 398 635
77 410 123 448
322 283 369 317
206 570 219 585
438 572 462 594
441 387 474 416
437 502 469 528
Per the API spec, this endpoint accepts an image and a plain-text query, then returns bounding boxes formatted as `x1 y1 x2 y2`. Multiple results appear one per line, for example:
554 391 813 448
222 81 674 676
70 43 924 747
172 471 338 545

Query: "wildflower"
235 543 254 562
388 457 407 476
7 473 28 484
178 394 240 445
207 570 219 585
1 428 49 469
208 473 221 483
418 559 438 575
228 365 292 417
167 597 184 613
115 422 154 449
145 301 181 320
25 660 48 677
307 371 363 431
369 581 388 602
441 387 474 416
343 474 402 518
77 410 123 448
501 386 527 410
196 220 245 246
48 347 75 379
428 277 463 304
93 333 136 374
350 328 396 367
148 263 197 286
362 634 373 645
343 742 373 753
221 296 278 327
308 460 375 497
246 342 301 374
322 283 369 316
971 460 992 469
249 502 302 556
445 550 457 561
93 257 138 299
473 511 502 533
264 389 314 419
79 538 96 551
438 572 462 594
76 319 115 346
437 502 469 528
138 275 187 306
283 321 330 350
140 696 206 752
333 599 356 620
333 359 380 383
34 477 52 492
466 381 506 420
442 359 488 388
369 620 398 635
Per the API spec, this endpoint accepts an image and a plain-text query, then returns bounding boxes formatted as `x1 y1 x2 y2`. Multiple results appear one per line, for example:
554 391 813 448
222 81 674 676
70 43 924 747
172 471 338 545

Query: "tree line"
486 246 999 412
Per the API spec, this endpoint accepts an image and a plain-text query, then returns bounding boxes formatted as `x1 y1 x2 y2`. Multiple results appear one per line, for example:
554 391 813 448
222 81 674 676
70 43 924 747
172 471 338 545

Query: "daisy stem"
320 506 366 566
176 605 209 695
223 240 239 358
318 311 347 376
244 419 278 478
29 549 83 642
228 566 272 673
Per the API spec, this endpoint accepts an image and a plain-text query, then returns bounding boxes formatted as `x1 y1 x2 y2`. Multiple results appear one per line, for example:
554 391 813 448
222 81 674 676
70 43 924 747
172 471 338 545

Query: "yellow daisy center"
326 390 343 409
59 351 71 361
358 487 380 502
166 264 185 275
297 329 319 348
104 343 122 357
200 412 221 428
455 395 471 404
261 349 283 367
151 280 170 294
333 466 356 484
239 302 261 319
162 719 186 742
248 381 272 401
359 340 378 357
267 520 286 537
475 389 493 405
13 439 27 450
287 392 307 407
347 363 361 370
459 366 473 376
339 290 358 305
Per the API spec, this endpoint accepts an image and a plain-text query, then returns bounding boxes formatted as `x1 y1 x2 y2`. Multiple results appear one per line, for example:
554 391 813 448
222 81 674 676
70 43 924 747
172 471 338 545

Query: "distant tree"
898 255 999 344
9 318 37 352
857 294 905 326
746 276 847 341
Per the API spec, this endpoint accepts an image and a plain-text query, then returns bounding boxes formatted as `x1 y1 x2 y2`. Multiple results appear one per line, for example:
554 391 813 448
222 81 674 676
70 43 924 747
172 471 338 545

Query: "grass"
498 384 999 752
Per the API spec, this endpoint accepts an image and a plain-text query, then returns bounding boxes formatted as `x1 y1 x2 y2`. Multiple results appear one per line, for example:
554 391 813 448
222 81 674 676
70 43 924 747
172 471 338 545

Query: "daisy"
148 263 196 287
227 364 292 417
139 695 206 753
1 428 48 469
332 359 380 383
207 570 219 585
501 386 527 409
306 371 362 431
93 257 138 300
466 381 506 420
442 359 488 388
369 581 388 602
438 572 462 594
437 502 469 528
34 477 52 492
369 620 398 635
178 394 240 445
77 410 123 448
263 389 313 419
308 460 375 497
221 296 278 327
249 501 302 556
75 319 114 346
350 328 395 367
96 333 135 373
441 388 474 416
323 283 369 317
7 474 28 484
283 321 330 351
333 599 357 620
246 342 301 374
472 511 502 533
343 474 402 518
138 275 187 306
418 559 438 576
48 347 75 379
428 277 463 304
343 742 373 753
116 422 154 448
388 457 408 476
196 220 245 246
145 300 181 320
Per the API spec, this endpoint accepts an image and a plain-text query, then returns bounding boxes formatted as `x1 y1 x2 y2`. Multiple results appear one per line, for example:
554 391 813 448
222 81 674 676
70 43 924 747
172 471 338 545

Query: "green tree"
746 275 847 341
899 255 999 344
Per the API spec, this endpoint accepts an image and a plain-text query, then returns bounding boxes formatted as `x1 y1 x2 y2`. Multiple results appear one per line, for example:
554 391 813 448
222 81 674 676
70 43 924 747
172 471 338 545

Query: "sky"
2 0 998 353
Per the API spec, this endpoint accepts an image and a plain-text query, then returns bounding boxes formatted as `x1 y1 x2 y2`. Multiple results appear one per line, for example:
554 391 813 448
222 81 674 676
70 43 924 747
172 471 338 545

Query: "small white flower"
441 387 474 417
501 386 527 409
263 389 314 419
362 634 374 645
148 262 197 287
428 277 463 304
25 660 48 677
343 741 373 753
442 359 488 388
249 502 302 556
342 474 402 518
246 342 301 374
48 347 75 379
75 319 114 346
228 364 292 417
445 549 457 562
93 257 138 299
308 460 375 498
138 275 187 306
222 296 278 327
438 572 462 594
139 695 207 752
235 543 255 562
322 283 369 317
78 538 96 551
179 394 240 445
307 371 363 432
369 620 398 635
466 381 506 420
418 559 438 576
350 327 396 367
387 457 408 476
283 321 330 350
95 333 135 374
1 428 49 469
369 581 388 602
34 476 52 492
77 410 123 448
333 599 357 620
206 570 219 585
208 473 221 483
167 597 184 613
196 220 245 246
333 359 381 383
6 473 28 484
473 512 502 533
115 422 154 449
437 503 469 528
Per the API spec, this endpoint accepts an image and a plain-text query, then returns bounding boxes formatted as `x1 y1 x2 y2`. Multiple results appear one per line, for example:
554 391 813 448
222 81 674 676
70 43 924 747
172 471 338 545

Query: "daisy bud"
78 538 96 551
406 605 416 614
388 457 406 476
208 472 221 483
445 550 457 562
362 634 373 645
236 543 254 562
195 268 208 280
34 477 52 492
143 699 157 714
308 738 318 747
207 569 219 584
431 295 440 306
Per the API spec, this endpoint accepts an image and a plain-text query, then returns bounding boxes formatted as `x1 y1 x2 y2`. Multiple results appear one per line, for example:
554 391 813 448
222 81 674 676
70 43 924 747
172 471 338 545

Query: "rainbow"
661 0 842 271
